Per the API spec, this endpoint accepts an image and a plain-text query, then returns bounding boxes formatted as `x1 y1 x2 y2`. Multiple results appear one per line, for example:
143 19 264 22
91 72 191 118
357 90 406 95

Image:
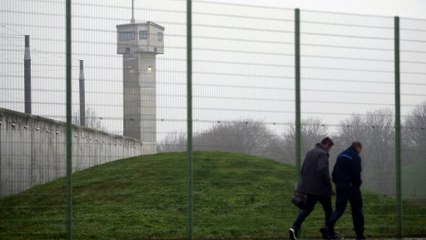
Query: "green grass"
402 160 426 199
1 152 425 239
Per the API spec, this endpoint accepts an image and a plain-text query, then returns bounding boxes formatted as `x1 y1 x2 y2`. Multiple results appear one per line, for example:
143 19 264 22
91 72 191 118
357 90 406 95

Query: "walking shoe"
289 228 298 240
329 232 343 240
320 228 343 240
320 227 328 239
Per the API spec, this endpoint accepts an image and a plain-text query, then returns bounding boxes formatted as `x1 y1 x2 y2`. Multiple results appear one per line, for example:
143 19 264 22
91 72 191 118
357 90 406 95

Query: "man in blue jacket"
324 142 365 240
289 137 334 240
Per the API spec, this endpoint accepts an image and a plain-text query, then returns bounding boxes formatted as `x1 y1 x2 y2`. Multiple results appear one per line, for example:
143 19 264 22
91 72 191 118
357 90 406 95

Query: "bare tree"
403 102 426 164
334 114 366 148
401 102 426 198
157 120 279 159
193 120 274 156
335 109 395 195
158 131 187 152
73 108 104 131
281 118 330 165
262 134 287 163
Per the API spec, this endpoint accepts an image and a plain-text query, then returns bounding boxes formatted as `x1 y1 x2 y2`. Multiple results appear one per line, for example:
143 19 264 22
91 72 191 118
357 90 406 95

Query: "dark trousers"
292 194 332 235
326 182 364 238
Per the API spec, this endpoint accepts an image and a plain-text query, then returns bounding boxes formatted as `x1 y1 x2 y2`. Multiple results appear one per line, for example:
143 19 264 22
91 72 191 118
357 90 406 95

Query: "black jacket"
332 146 362 188
299 143 333 197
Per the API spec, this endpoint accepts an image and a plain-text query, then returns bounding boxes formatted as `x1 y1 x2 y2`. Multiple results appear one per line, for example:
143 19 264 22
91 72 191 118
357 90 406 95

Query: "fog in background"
1 0 426 197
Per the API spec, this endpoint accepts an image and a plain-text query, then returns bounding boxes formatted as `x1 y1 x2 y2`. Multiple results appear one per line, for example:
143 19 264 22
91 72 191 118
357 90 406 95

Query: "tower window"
139 30 148 39
119 31 135 41
157 32 163 42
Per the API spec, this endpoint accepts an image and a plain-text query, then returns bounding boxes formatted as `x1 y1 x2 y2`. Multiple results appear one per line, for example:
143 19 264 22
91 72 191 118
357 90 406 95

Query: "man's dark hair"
352 141 362 149
321 137 334 146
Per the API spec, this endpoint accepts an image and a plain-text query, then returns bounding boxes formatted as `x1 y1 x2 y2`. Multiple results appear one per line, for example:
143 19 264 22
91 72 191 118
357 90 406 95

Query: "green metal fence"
1 0 426 239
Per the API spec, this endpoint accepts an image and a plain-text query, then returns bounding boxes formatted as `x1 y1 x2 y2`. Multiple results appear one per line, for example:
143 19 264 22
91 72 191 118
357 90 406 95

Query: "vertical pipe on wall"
294 9 302 177
24 35 31 114
65 0 73 239
186 0 193 239
79 60 85 127
394 16 402 238
131 0 135 23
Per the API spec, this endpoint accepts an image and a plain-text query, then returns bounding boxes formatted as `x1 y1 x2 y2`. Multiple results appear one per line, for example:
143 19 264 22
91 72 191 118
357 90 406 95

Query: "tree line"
158 102 426 196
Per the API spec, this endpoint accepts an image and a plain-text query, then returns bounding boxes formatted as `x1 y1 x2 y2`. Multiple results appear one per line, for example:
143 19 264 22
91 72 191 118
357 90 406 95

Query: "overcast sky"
213 0 426 19
1 0 425 139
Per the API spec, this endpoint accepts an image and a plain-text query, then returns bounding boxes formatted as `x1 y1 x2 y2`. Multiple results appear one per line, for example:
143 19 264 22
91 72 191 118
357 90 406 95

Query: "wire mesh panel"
69 0 188 238
1 0 185 238
190 2 296 238
1 1 68 238
1 0 426 239
400 17 426 235
190 2 296 163
299 10 398 238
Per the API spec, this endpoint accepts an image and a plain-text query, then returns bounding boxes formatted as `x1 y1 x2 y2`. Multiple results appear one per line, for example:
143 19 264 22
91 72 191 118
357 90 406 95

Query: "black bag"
291 180 307 209
291 191 307 209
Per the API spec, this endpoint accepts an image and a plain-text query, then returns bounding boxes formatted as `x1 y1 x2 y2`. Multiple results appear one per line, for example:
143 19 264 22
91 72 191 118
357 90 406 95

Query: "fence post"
394 16 402 238
294 9 302 176
186 0 193 239
65 0 73 239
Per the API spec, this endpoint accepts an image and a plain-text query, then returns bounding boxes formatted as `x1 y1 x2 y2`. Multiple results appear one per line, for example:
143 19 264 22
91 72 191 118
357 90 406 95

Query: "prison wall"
0 108 143 197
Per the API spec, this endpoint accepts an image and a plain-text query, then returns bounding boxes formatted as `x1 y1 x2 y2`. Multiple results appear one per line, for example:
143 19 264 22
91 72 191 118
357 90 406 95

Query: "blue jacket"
332 146 362 188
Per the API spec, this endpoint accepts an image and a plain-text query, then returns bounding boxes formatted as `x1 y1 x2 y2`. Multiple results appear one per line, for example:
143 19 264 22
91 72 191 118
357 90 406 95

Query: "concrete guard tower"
117 9 164 154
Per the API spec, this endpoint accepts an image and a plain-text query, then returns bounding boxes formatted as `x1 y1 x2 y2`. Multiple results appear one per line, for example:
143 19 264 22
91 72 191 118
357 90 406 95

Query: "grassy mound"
1 152 425 239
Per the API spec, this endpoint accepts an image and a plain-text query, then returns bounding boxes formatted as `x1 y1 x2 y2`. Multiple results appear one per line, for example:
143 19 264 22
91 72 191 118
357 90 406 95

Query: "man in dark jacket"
324 142 365 240
289 137 334 240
